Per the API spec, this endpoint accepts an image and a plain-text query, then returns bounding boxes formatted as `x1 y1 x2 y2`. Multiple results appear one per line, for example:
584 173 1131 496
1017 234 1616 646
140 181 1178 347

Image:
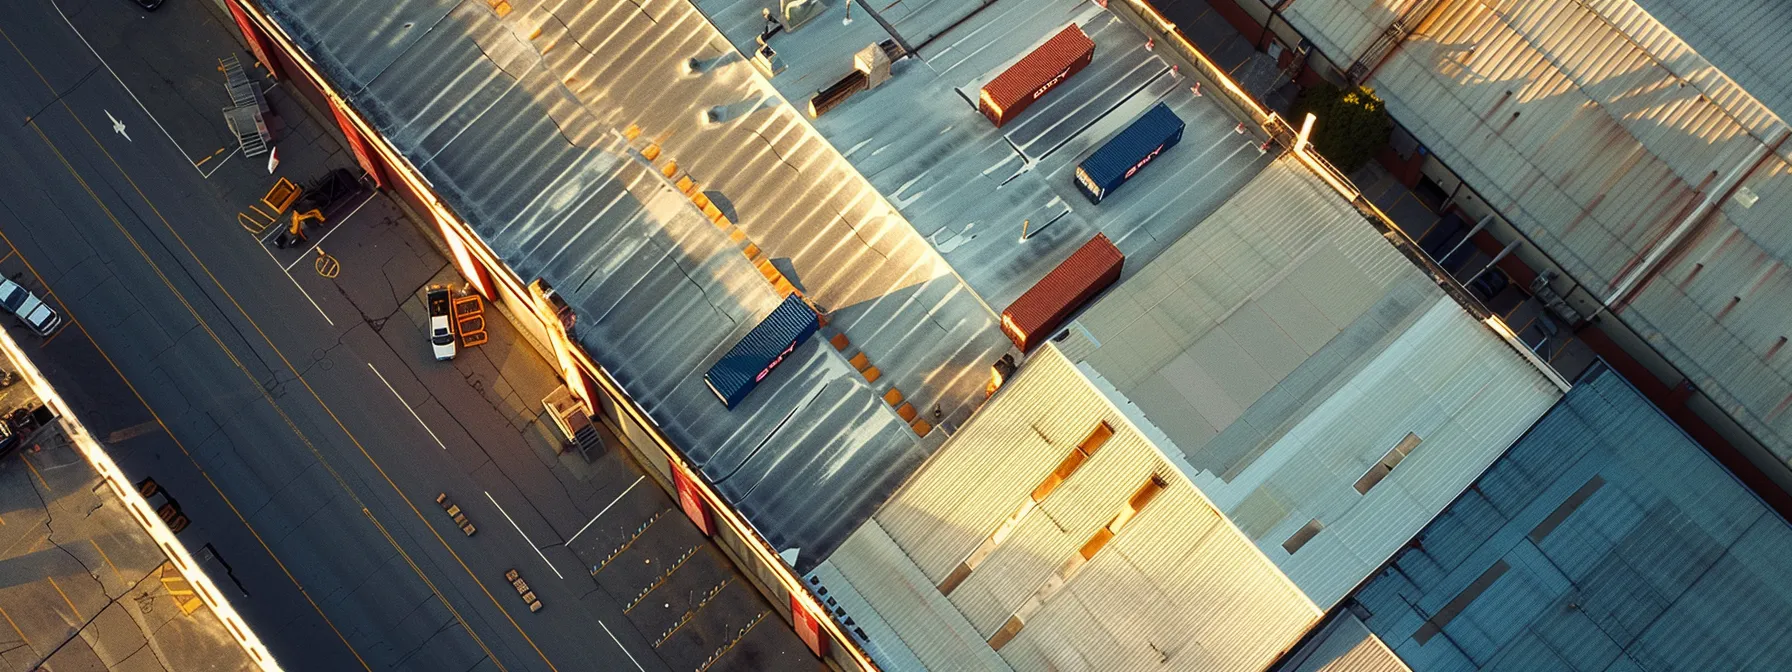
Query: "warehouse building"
219 0 1662 668
1348 360 1792 671
809 154 1565 670
1273 0 1792 485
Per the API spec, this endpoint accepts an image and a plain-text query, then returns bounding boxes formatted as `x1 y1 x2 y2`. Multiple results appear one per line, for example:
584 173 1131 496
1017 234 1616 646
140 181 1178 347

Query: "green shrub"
1289 83 1392 173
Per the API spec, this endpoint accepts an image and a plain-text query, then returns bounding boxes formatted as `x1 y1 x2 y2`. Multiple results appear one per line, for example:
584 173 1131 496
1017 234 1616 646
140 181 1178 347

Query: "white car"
426 286 457 361
0 279 61 337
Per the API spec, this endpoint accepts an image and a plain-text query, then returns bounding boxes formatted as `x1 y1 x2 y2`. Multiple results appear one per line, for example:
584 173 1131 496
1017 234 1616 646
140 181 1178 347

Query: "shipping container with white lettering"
979 24 1095 128
704 295 819 409
1074 103 1185 204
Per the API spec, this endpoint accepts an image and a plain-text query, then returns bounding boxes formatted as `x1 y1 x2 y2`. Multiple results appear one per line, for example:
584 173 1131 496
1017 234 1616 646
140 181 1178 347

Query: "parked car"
426 286 457 361
0 279 62 337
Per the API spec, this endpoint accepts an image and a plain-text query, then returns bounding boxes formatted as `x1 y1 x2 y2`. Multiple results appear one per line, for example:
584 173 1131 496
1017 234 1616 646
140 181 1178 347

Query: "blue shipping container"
704 295 819 409
1074 103 1185 204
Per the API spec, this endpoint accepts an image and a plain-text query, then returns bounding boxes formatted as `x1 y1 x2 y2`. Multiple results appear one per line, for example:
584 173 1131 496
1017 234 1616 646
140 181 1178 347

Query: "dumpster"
705 295 819 409
1001 233 1124 352
979 24 1095 128
1074 103 1184 204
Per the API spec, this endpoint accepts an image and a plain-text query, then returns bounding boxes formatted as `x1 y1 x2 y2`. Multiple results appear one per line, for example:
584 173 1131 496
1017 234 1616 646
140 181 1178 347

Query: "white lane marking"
367 363 446 450
51 1 204 175
285 192 377 271
253 237 333 325
484 491 565 580
105 110 130 141
565 475 644 546
200 146 240 179
599 620 647 672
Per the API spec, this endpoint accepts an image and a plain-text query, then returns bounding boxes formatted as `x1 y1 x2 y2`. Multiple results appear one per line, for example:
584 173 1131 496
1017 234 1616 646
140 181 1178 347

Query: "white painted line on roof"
599 620 647 672
565 475 644 546
50 0 207 177
253 237 334 325
367 363 446 450
285 192 377 271
485 491 565 580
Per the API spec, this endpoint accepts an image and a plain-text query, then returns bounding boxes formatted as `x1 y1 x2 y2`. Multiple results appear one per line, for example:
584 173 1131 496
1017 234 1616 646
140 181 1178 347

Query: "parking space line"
47 576 82 620
599 620 648 672
0 605 30 650
566 475 644 546
285 192 376 271
484 491 564 580
253 241 334 326
367 363 445 450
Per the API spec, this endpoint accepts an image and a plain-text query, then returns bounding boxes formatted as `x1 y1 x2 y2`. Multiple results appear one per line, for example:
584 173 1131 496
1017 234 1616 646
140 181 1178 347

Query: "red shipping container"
979 24 1095 127
1002 233 1124 352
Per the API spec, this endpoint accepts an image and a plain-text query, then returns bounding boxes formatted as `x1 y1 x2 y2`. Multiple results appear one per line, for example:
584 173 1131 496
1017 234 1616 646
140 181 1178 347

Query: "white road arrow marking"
105 110 131 141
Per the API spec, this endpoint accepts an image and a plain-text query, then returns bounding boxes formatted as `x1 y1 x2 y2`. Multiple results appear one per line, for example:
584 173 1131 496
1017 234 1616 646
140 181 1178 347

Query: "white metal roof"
1072 156 1563 608
864 345 1322 672
1280 614 1411 672
1283 0 1429 67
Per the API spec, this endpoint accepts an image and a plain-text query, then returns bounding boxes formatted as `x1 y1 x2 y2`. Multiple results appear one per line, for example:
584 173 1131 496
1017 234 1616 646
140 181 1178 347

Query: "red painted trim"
791 594 829 657
225 0 282 79
1207 0 1268 44
673 466 716 537
330 99 386 188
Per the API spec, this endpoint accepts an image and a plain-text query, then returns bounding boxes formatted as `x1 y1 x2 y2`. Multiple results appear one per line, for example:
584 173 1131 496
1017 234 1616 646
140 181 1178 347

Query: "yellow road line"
0 604 30 651
48 576 83 621
21 453 50 492
5 21 560 672
24 121 388 671
46 70 564 672
89 539 128 586
0 26 371 665
27 112 513 672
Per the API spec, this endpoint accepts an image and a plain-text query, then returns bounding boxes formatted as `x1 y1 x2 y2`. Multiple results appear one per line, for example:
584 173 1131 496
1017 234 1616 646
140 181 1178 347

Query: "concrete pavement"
0 1 813 671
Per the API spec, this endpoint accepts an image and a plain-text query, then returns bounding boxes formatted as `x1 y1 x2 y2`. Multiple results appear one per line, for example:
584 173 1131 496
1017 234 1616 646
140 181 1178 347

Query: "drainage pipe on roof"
1602 126 1791 313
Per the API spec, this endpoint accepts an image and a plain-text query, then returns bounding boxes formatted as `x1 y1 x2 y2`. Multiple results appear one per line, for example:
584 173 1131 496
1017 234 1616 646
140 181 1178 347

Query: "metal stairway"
221 55 271 157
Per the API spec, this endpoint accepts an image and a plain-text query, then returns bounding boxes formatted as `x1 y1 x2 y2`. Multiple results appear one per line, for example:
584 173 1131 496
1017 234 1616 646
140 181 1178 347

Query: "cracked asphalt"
0 0 815 671
0 381 254 671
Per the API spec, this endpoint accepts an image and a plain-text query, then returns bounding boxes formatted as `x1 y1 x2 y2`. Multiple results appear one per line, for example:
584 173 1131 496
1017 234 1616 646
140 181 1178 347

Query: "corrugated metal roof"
1279 614 1412 672
696 0 1276 309
867 345 1321 671
1283 0 1429 67
258 0 1011 570
1618 0 1792 122
1362 0 1792 461
1353 361 1792 671
1070 156 1561 608
816 520 1013 672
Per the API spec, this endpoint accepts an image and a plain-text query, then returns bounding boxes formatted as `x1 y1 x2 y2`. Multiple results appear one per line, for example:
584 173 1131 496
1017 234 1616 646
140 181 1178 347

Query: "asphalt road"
0 2 811 671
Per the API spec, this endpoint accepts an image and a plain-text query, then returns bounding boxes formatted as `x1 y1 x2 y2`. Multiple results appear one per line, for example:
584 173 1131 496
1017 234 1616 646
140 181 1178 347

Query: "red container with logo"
1001 233 1124 352
979 24 1095 128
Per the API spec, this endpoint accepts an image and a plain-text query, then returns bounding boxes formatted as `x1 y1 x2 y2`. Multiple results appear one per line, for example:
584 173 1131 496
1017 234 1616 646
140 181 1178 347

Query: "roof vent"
1735 185 1760 208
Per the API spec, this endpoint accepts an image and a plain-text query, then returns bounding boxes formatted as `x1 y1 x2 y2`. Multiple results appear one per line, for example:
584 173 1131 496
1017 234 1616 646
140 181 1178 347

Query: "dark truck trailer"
705 295 820 409
1001 233 1124 353
1075 102 1185 204
979 24 1095 128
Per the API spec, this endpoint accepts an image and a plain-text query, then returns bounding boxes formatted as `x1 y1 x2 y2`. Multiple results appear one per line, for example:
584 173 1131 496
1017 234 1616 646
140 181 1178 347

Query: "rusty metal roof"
1358 0 1792 456
1624 0 1792 121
